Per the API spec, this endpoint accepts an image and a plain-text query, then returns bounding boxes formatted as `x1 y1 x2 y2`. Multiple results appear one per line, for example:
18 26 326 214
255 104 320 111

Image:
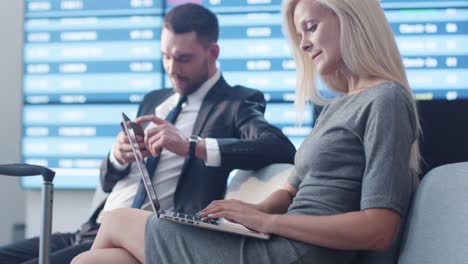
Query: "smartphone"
120 120 144 137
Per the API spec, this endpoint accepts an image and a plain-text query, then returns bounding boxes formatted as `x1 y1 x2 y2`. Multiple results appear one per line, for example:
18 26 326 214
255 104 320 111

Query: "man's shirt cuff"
109 144 129 171
205 138 221 167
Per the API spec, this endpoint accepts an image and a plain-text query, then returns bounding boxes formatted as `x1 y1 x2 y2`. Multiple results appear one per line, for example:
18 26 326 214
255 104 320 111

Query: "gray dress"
145 82 417 264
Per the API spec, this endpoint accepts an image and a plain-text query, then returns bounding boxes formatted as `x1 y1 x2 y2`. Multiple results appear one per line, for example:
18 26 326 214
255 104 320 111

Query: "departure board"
22 0 468 188
23 0 163 188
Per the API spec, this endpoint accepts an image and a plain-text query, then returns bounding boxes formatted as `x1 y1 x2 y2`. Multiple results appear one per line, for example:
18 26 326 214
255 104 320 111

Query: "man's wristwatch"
188 135 202 158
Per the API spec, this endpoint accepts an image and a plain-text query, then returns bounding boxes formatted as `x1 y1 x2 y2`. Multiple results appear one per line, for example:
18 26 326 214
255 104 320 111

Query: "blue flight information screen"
22 0 468 188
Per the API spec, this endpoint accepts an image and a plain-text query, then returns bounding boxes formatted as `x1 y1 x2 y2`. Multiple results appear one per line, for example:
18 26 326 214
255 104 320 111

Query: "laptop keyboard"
169 211 220 225
161 210 265 237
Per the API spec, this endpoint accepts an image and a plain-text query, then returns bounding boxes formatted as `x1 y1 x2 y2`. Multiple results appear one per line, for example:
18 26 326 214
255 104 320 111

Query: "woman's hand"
198 199 275 234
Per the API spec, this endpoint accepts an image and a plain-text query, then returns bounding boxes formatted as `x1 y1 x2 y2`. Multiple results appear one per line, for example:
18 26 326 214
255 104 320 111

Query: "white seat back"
225 163 294 203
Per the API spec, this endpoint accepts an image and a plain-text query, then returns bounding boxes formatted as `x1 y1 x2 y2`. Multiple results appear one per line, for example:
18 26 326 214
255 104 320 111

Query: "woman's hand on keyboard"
197 199 274 234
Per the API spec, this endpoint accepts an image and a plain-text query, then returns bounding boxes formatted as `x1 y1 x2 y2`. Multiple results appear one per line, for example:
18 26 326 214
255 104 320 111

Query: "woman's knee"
100 208 152 247
70 251 92 264
100 208 134 230
102 208 149 224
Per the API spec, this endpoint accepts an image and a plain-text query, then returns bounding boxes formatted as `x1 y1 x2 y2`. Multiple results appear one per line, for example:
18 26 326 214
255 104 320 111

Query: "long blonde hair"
282 0 422 175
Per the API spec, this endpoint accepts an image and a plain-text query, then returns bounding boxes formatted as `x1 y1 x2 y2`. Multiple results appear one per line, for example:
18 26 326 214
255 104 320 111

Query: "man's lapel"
191 76 229 136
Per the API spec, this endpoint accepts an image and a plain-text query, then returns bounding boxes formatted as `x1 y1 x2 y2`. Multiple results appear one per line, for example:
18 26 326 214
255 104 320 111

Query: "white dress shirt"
103 70 222 214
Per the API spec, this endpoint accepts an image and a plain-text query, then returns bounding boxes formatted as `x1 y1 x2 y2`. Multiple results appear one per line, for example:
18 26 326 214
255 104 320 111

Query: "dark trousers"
0 232 92 264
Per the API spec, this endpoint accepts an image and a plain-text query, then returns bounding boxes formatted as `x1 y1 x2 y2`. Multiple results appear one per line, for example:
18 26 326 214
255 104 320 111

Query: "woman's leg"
72 208 152 264
71 248 140 264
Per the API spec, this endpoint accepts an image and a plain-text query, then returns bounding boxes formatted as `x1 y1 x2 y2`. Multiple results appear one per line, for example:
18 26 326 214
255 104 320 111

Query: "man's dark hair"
163 3 219 46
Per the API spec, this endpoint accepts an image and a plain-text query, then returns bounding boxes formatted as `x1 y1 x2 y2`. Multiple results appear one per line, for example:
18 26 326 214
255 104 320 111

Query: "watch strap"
189 136 201 157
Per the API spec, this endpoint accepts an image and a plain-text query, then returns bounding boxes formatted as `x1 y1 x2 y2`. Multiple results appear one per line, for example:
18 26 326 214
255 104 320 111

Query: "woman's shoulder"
367 81 414 110
340 81 413 114
372 81 408 97
317 81 415 125
364 81 417 130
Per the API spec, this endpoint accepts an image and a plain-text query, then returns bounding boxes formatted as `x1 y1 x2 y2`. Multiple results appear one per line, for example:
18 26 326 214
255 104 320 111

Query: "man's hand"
112 131 149 164
136 115 190 157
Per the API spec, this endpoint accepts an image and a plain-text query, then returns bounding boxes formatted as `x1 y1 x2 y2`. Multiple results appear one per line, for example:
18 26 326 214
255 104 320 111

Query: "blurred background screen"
22 0 468 188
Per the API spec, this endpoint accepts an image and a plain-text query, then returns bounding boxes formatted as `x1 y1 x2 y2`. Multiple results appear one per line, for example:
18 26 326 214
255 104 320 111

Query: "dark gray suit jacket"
100 76 296 214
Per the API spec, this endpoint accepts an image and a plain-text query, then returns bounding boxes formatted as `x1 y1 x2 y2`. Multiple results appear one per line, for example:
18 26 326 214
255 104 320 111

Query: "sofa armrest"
225 163 294 204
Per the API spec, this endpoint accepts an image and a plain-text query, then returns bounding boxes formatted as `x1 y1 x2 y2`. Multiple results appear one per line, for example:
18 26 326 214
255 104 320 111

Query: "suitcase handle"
0 163 55 264
0 163 55 182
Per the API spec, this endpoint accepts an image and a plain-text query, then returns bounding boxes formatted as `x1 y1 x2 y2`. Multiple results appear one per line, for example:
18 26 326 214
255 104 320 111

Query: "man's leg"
0 232 75 263
23 241 93 264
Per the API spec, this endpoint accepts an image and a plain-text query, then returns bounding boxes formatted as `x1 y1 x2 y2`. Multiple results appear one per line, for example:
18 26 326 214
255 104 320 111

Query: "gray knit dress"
145 82 417 264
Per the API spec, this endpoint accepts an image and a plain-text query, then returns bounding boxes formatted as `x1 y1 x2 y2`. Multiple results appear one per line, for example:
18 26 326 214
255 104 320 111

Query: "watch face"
189 136 202 142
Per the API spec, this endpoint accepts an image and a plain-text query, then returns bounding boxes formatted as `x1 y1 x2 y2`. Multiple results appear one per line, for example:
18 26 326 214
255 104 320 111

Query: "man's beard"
172 62 210 95
173 77 206 95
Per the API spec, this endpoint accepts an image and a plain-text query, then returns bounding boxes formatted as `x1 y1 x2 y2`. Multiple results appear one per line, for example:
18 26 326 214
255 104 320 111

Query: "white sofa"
227 162 468 264
225 163 293 203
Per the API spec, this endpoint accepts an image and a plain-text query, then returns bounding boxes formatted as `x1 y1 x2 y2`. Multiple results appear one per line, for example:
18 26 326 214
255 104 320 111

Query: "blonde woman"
72 0 420 263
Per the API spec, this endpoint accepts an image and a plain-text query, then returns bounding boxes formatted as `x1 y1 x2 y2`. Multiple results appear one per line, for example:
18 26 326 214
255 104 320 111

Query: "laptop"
121 112 270 239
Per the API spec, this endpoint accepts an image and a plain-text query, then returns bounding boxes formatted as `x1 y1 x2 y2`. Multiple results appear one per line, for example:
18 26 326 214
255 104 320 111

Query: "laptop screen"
121 112 161 215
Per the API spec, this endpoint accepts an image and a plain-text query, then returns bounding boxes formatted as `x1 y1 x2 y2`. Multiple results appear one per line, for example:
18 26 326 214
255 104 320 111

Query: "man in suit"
0 3 295 264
